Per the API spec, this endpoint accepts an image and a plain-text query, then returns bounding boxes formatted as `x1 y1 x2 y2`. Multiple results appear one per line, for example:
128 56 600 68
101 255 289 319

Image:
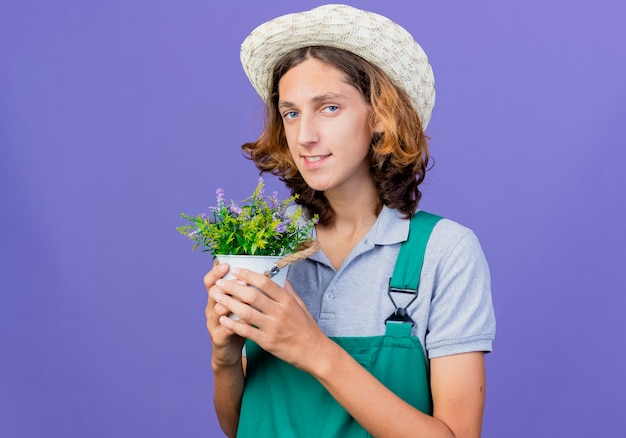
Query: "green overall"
236 211 442 437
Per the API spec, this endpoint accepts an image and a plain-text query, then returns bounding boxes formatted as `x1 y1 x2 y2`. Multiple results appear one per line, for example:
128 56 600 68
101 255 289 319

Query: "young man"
204 5 496 437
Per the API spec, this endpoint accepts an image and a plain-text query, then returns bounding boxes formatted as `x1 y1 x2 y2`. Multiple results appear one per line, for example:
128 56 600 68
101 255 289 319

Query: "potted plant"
177 178 318 287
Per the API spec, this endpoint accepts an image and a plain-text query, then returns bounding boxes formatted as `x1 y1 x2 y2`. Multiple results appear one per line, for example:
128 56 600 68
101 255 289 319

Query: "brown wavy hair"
242 46 430 226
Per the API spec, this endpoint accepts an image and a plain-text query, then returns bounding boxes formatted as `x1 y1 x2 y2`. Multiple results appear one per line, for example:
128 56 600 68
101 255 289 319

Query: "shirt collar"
306 206 410 267
309 206 410 246
371 205 410 246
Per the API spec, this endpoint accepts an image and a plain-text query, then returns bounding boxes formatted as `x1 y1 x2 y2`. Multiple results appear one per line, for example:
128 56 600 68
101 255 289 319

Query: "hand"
213 267 329 372
204 263 246 370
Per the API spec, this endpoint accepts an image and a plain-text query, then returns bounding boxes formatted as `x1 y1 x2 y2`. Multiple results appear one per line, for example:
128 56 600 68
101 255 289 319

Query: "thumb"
204 262 229 293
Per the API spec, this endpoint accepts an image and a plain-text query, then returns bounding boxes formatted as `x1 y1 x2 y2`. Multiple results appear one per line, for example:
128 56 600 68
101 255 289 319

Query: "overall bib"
236 212 442 437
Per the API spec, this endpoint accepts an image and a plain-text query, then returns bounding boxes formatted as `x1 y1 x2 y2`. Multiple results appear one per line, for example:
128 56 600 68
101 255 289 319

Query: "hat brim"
240 4 435 129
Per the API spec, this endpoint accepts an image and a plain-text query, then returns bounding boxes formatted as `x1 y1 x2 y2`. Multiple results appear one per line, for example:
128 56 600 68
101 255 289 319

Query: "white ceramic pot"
215 254 289 287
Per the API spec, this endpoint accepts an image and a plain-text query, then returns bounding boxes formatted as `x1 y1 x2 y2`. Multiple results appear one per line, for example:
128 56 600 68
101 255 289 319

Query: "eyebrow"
278 92 348 109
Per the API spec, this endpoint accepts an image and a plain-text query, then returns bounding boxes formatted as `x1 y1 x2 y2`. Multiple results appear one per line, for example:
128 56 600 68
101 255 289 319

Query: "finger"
212 302 230 317
213 287 264 324
206 299 243 335
204 263 229 293
218 314 263 343
230 267 283 300
206 284 232 324
218 277 278 319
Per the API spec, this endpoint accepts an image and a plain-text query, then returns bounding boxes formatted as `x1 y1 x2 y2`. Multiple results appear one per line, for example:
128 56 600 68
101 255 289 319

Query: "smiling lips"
303 155 328 163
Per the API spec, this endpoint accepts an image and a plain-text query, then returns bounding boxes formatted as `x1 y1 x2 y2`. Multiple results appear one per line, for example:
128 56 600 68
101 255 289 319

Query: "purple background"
1 1 624 436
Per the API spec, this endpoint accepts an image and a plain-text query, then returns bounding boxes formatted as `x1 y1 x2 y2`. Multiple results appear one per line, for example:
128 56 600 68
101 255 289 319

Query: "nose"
296 112 319 148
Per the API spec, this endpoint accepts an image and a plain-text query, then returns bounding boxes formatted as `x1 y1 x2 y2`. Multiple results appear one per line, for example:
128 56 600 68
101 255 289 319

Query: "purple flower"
274 221 287 234
215 188 225 206
270 191 280 208
228 201 242 216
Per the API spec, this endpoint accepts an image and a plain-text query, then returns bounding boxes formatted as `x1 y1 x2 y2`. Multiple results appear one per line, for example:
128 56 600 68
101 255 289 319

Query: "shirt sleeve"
425 228 496 359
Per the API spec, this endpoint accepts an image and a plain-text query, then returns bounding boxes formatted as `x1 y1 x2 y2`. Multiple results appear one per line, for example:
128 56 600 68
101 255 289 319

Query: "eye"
283 110 299 120
322 105 339 113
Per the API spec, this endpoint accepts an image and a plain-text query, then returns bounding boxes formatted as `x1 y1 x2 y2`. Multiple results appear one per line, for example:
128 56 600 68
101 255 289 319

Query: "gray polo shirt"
288 206 495 360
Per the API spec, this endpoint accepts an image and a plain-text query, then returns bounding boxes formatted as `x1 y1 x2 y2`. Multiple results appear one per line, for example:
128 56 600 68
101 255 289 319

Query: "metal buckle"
384 279 418 326
265 263 280 278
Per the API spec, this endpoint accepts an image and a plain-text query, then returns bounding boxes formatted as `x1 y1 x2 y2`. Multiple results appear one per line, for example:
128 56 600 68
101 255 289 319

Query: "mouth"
303 155 329 163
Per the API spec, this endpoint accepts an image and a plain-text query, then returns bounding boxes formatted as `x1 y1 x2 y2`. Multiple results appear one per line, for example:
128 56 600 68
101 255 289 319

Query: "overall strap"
391 211 443 290
386 211 443 327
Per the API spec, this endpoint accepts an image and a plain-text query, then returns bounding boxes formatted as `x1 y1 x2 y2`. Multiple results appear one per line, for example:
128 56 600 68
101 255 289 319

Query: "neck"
314 180 380 270
323 179 380 229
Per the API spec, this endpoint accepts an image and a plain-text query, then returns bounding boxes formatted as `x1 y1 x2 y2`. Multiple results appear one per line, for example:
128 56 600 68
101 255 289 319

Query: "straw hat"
240 4 435 129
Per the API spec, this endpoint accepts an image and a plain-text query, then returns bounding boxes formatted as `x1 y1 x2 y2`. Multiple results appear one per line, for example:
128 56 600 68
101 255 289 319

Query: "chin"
301 178 331 193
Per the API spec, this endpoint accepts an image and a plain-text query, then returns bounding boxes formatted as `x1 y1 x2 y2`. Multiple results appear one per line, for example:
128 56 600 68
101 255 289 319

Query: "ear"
370 112 384 135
